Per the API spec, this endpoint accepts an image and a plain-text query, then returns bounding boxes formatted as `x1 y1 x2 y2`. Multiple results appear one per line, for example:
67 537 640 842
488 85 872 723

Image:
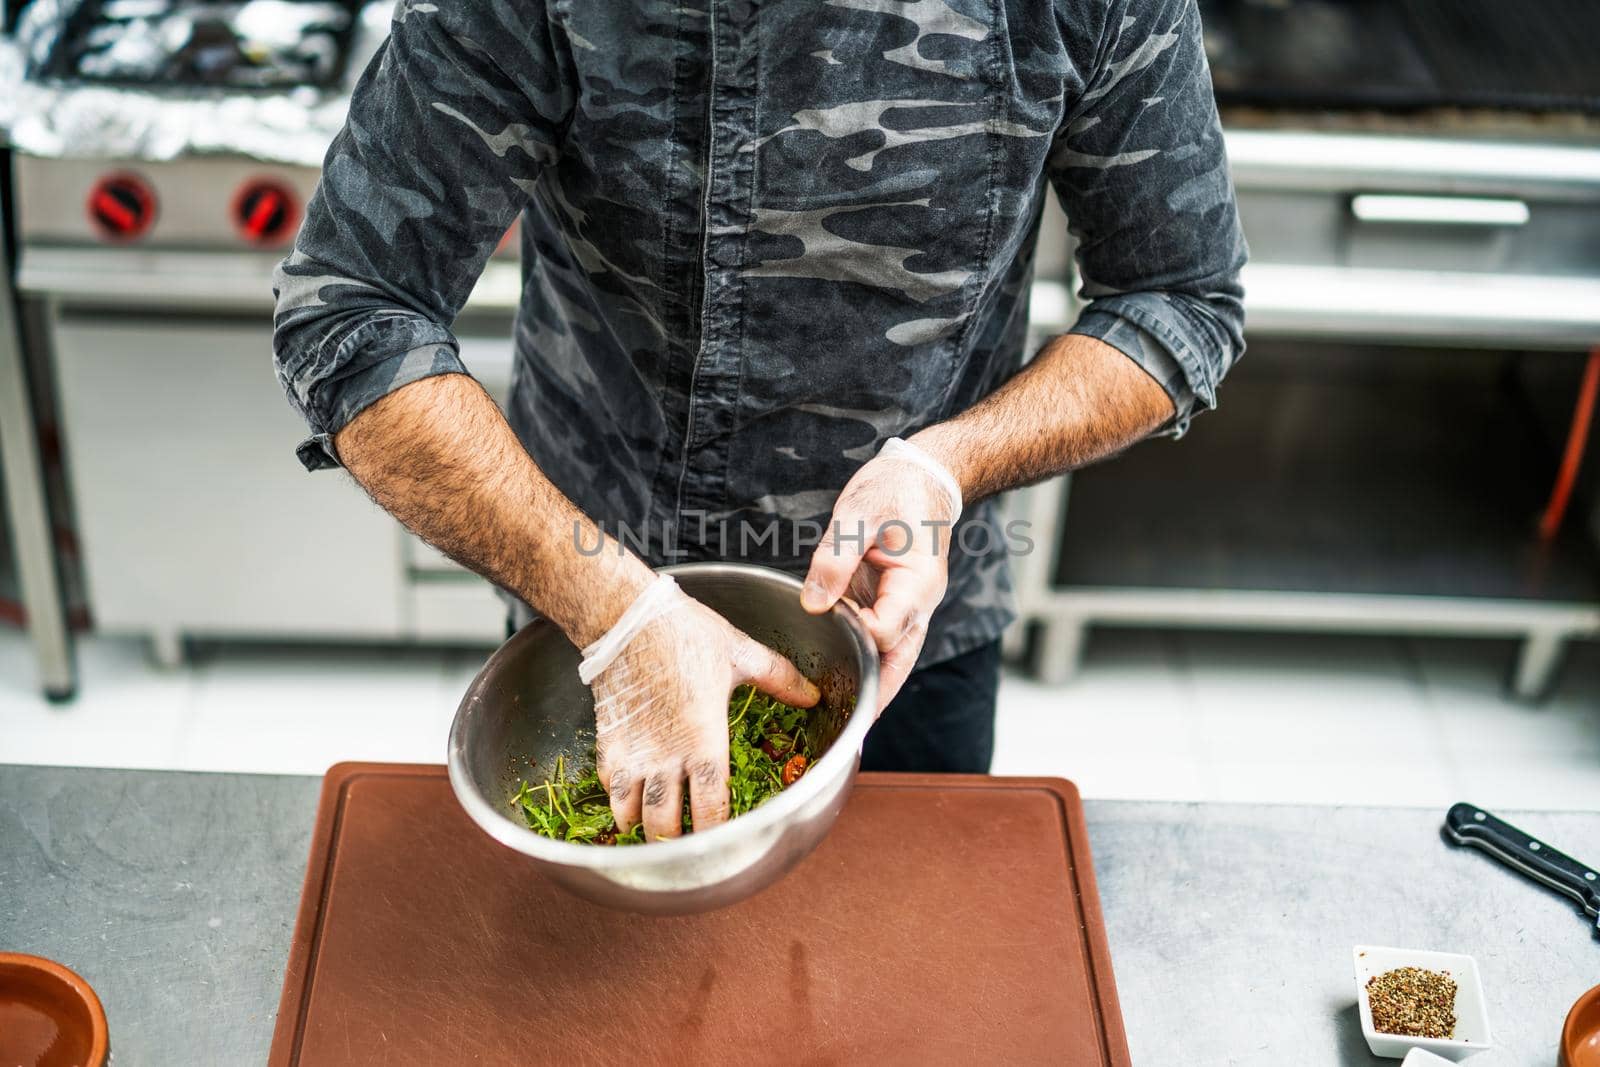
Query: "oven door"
20 246 520 646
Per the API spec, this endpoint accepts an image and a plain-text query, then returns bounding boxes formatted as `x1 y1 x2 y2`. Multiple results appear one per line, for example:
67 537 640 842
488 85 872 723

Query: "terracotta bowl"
0 953 108 1067
1564 984 1600 1067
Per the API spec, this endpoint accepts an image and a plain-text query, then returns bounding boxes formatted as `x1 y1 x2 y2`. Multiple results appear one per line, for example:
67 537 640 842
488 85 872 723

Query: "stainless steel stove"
28 0 362 89
11 146 521 669
19 154 321 299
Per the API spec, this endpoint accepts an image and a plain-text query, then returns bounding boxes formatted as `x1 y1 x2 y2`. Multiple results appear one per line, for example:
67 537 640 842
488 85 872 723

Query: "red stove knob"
87 173 157 241
232 180 299 245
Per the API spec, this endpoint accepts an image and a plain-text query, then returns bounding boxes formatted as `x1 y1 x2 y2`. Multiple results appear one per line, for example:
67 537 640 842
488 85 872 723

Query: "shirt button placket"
677 0 757 552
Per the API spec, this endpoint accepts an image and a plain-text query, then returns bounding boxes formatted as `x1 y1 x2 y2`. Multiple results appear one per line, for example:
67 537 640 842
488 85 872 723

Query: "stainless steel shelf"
16 246 524 313
1033 265 1600 356
1057 350 1600 602
1223 129 1600 200
1238 264 1600 350
1014 343 1600 698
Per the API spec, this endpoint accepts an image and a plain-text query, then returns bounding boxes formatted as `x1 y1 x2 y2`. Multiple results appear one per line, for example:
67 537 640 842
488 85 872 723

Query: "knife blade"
1444 802 1600 934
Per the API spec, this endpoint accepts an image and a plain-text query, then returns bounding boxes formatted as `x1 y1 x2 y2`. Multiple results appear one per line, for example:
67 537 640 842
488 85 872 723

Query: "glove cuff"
880 437 964 524
577 573 682 685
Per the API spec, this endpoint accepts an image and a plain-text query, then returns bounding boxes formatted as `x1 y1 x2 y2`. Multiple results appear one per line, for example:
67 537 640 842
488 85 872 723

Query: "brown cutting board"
270 764 1130 1066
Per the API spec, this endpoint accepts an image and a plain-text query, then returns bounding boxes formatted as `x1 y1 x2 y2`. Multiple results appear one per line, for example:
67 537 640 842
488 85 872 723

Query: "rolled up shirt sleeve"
1047 0 1248 435
271 1 568 470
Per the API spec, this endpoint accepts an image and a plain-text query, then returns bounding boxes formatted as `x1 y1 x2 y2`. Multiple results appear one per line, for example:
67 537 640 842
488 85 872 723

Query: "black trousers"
860 639 1001 774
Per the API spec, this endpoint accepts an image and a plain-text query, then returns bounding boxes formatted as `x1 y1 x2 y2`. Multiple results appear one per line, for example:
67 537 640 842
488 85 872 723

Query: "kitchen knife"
1444 802 1600 935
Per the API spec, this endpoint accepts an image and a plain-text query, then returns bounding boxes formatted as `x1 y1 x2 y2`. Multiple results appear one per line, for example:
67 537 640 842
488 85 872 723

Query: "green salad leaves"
512 684 818 845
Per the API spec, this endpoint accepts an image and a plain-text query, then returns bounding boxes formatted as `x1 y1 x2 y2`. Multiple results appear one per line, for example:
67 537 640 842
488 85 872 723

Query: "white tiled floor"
2 625 1597 810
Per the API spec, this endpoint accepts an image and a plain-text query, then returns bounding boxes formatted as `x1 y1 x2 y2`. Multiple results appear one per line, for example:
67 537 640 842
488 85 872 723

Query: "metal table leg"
0 227 75 700
1510 627 1564 703
1006 472 1089 682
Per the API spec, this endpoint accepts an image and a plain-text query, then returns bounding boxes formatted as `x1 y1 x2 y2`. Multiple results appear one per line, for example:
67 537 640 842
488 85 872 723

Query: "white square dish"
1402 1049 1459 1066
1354 945 1493 1061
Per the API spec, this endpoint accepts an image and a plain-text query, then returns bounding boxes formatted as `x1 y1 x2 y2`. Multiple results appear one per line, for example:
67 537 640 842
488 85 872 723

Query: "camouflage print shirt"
272 0 1246 667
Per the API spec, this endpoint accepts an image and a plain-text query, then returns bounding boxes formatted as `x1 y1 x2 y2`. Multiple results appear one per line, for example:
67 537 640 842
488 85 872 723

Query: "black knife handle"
1445 802 1600 919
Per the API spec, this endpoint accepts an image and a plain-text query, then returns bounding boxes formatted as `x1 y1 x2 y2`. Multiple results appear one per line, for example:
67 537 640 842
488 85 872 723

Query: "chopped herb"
1366 966 1457 1040
512 684 824 845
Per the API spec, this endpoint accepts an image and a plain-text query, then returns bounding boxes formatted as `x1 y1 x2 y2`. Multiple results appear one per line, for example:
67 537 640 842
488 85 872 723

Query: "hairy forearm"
910 333 1175 503
333 372 651 647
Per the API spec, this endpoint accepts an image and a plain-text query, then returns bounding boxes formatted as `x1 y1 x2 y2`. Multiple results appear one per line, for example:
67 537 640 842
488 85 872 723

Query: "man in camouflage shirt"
273 0 1245 839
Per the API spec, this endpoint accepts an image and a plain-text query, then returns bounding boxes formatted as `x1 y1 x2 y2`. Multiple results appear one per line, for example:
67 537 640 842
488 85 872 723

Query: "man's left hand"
800 437 963 711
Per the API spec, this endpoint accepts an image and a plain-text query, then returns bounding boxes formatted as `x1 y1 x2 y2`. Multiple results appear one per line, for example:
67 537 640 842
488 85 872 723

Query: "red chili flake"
781 755 808 787
593 830 617 846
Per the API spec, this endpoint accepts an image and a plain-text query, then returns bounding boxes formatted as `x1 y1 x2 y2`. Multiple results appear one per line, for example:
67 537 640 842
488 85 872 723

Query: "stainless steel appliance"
29 0 360 90
1015 2 1600 697
13 150 521 666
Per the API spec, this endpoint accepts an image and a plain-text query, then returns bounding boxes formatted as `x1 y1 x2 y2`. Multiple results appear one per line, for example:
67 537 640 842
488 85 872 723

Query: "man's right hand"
580 575 819 840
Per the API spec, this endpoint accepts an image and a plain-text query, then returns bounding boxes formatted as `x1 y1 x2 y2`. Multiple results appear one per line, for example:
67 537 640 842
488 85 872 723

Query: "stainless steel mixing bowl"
447 562 879 914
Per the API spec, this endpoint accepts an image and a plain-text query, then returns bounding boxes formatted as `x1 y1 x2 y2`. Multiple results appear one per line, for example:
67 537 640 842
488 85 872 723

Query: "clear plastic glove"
578 575 820 840
800 437 962 712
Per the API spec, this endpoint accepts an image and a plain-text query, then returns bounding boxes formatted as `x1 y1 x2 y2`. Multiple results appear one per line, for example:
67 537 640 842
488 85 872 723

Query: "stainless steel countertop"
1 764 1593 1065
